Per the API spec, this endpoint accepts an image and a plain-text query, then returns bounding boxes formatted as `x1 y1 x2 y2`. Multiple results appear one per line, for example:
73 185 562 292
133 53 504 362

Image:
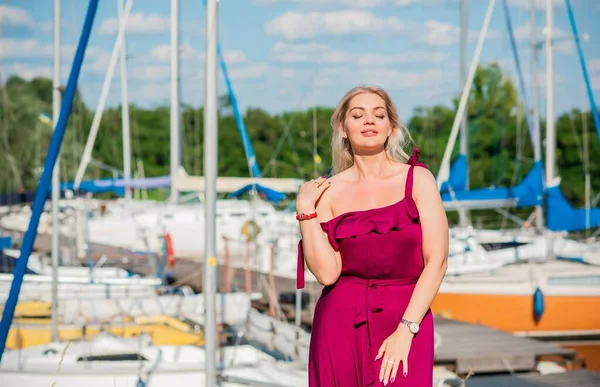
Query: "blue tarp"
55 176 171 196
440 154 468 194
228 183 286 203
441 161 544 208
547 183 600 232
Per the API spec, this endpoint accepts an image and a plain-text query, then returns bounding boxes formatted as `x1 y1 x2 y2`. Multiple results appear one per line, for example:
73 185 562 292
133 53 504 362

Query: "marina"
1 0 599 385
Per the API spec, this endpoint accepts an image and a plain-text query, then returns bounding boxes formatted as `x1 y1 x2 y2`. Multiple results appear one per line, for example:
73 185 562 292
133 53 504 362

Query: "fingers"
379 354 408 385
319 179 332 192
375 340 386 361
390 358 400 384
389 356 407 384
314 176 328 186
380 355 394 385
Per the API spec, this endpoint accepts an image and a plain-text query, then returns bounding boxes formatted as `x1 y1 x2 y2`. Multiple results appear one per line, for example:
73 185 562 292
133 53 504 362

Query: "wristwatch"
400 318 420 334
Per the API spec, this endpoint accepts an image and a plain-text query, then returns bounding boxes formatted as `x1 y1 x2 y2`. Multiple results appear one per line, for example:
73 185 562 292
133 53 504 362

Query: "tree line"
0 63 598 222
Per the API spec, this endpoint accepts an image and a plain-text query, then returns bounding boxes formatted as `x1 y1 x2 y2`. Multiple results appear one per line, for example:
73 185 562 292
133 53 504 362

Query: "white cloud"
150 42 198 62
514 24 571 41
417 20 500 46
359 69 444 90
266 11 497 45
507 0 563 10
265 11 410 40
271 42 352 64
269 66 444 92
223 50 249 65
149 43 247 65
592 75 600 91
419 21 461 46
98 12 170 35
0 38 52 58
228 64 271 80
358 51 448 65
129 65 171 81
0 5 35 29
255 0 438 7
0 62 51 80
38 21 53 34
589 59 600 73
271 42 447 65
0 38 114 83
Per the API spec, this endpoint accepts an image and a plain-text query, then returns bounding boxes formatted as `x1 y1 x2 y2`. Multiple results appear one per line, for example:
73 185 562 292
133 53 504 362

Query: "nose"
365 114 375 124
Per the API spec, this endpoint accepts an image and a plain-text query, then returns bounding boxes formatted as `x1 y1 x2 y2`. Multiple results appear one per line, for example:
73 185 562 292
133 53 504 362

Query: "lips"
361 130 379 136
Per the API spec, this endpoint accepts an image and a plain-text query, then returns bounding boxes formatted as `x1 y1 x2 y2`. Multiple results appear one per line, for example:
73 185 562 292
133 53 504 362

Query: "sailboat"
431 0 600 339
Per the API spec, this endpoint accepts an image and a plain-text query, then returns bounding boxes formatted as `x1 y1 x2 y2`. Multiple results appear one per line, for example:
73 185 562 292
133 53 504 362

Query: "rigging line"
501 0 536 152
567 112 585 165
565 0 600 146
262 66 321 177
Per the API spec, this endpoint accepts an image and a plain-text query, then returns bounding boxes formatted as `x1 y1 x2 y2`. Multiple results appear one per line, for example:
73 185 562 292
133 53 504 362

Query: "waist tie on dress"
338 275 419 387
296 240 305 289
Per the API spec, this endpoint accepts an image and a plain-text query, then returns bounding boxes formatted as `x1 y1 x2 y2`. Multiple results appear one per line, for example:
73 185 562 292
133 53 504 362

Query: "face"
343 92 393 152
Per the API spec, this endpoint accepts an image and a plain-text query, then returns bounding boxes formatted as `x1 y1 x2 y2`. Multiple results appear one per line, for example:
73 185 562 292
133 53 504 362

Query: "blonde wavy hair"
330 85 414 174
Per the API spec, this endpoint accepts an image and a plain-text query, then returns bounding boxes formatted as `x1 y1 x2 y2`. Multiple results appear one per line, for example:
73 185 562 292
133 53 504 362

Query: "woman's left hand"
375 327 413 384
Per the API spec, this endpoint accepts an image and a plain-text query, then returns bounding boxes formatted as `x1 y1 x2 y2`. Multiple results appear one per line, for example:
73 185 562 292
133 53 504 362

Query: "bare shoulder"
315 172 349 218
411 166 441 204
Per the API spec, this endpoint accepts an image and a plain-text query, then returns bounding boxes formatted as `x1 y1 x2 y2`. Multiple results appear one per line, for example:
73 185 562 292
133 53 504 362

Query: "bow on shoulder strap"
406 147 428 168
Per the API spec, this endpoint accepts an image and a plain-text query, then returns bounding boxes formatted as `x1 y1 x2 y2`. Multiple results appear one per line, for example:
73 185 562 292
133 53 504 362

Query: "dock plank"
434 317 576 374
465 369 600 387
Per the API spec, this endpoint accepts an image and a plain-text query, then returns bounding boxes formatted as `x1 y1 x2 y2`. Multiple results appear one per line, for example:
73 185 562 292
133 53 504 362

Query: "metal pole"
545 0 555 258
436 0 496 187
530 0 544 231
51 0 61 343
118 0 132 200
458 0 469 227
170 0 181 203
204 0 218 385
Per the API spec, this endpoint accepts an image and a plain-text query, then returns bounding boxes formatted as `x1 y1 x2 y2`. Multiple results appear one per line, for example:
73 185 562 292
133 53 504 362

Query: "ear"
388 127 394 137
337 124 347 139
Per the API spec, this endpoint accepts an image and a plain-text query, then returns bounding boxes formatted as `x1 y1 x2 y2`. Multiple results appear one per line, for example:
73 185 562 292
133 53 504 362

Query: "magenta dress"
297 149 434 386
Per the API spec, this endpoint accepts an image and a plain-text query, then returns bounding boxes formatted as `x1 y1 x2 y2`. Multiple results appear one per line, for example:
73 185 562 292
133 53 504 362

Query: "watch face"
409 323 419 334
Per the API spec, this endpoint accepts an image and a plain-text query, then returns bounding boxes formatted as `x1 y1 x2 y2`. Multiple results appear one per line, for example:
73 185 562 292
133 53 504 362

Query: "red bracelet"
296 212 317 221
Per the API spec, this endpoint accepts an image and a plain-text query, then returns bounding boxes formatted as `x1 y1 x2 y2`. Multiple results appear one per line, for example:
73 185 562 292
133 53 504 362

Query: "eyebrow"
349 106 385 112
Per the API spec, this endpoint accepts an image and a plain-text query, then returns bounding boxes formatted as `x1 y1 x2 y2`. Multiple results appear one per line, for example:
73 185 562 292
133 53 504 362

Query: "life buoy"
165 233 175 268
241 219 261 241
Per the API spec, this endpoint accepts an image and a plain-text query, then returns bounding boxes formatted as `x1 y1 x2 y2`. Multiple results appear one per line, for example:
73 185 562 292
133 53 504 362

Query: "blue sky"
1 0 599 121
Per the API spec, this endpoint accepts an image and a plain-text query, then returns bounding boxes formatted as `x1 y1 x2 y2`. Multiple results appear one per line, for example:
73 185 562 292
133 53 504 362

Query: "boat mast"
436 0 496 189
530 0 544 231
545 0 555 258
118 0 132 200
204 0 218 385
51 0 61 342
169 0 181 203
458 0 469 228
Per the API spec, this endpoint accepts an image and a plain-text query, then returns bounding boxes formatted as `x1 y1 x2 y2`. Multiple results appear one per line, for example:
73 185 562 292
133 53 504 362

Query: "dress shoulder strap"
405 148 425 198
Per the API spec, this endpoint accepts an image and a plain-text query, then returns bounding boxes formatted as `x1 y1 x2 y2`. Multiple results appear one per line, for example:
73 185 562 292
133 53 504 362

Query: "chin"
353 143 386 155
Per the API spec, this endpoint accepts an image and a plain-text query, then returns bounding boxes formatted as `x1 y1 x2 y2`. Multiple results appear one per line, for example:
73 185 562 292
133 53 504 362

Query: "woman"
296 86 448 386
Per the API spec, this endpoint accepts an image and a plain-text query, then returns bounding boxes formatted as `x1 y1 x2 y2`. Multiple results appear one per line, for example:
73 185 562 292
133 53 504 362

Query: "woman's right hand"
296 176 331 213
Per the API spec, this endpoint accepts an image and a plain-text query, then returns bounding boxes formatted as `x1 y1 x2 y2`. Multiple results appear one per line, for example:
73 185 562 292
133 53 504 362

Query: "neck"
351 151 391 180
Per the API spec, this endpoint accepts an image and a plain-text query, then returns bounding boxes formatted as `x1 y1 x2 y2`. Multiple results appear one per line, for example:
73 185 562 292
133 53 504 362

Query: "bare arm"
398 167 448 331
296 178 342 286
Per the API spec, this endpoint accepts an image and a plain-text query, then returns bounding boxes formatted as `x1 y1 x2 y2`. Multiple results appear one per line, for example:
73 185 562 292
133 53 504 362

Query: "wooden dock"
465 369 600 386
434 317 579 375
